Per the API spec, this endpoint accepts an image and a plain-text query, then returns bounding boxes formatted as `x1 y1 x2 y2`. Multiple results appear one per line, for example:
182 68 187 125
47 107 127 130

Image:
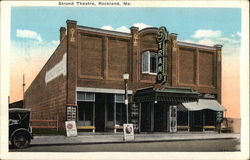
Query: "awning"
177 104 188 111
134 87 199 103
180 99 226 111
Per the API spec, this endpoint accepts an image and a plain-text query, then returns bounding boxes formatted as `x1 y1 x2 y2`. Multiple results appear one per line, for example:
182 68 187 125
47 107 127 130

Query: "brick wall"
76 26 221 99
175 43 221 101
25 38 67 128
77 27 131 91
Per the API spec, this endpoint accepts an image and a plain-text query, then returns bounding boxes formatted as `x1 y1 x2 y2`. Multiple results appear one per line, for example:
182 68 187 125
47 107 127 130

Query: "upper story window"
142 51 158 74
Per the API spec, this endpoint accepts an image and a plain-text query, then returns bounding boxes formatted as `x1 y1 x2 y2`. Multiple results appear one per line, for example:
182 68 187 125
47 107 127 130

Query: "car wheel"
13 133 30 149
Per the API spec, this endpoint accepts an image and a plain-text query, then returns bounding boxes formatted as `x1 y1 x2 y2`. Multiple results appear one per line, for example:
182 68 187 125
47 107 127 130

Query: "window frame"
142 51 158 75
77 92 95 102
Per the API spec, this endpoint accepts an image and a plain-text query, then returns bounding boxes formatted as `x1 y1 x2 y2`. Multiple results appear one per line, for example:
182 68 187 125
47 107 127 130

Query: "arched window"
142 51 158 74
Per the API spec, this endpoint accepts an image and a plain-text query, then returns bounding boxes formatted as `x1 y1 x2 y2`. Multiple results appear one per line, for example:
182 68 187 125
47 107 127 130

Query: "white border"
1 1 249 160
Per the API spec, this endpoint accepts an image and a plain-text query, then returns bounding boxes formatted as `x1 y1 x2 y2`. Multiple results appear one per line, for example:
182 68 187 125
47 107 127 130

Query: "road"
10 139 240 152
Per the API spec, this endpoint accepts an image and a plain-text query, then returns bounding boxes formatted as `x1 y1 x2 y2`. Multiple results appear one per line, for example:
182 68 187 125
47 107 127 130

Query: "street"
10 139 240 152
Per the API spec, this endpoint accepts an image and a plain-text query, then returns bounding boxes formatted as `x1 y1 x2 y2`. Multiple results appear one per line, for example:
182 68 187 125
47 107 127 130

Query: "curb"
30 137 238 147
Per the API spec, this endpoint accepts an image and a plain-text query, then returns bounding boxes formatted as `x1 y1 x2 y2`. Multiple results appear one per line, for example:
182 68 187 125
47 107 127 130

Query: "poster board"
123 124 134 141
65 121 77 137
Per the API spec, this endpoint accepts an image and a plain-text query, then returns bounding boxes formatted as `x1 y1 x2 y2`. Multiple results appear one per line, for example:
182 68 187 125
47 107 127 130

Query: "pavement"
30 132 240 146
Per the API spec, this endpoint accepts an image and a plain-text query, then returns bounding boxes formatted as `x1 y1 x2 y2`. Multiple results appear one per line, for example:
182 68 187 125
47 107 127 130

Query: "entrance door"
154 103 164 131
140 102 151 132
95 93 106 132
190 111 203 131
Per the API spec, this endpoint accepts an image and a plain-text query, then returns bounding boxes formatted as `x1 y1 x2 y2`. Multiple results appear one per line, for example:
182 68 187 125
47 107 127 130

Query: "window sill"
142 72 157 76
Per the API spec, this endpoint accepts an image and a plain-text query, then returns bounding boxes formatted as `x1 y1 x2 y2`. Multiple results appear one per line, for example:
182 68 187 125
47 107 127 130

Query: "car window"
9 113 22 125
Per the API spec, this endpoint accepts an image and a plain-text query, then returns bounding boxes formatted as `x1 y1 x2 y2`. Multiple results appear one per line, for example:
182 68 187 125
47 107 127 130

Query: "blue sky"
11 7 241 42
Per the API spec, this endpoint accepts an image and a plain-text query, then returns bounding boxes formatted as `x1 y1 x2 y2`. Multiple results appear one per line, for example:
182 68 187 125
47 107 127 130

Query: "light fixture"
123 73 129 80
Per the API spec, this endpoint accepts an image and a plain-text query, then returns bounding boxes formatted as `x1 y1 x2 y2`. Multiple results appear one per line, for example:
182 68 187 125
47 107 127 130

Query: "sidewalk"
31 132 240 146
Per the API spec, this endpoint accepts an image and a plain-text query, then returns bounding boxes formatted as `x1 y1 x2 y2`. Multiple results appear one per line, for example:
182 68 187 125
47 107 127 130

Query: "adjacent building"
25 20 225 133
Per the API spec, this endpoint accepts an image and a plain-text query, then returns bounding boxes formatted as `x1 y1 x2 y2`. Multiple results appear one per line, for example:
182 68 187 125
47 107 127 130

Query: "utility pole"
22 74 25 108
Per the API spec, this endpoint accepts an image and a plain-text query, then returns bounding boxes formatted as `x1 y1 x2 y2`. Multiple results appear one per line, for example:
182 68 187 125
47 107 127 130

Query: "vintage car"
9 108 33 148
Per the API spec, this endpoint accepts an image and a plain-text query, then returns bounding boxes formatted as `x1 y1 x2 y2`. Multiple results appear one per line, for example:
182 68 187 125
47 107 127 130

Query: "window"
107 94 125 122
77 92 95 125
78 101 93 121
115 94 125 103
115 94 126 125
116 103 126 125
77 92 95 102
142 51 158 74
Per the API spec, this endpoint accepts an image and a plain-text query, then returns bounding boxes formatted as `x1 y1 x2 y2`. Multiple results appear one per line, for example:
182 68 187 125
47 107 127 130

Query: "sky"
10 7 241 118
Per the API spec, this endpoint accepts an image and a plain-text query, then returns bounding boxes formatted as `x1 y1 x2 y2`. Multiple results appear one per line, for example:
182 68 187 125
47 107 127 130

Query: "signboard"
130 104 139 133
123 124 134 141
45 53 67 84
168 105 177 132
216 111 223 123
156 26 169 84
67 105 77 121
65 121 77 137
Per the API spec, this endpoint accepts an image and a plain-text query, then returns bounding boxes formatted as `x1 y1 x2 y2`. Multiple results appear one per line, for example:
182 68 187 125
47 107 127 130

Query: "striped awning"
180 99 226 111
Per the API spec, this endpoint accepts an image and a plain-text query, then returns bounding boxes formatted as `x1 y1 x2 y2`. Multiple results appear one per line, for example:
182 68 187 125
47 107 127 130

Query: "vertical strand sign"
156 27 169 84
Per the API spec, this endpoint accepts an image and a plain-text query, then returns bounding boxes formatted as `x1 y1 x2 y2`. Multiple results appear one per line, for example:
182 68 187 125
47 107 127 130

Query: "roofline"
77 25 132 38
138 27 158 34
177 41 217 51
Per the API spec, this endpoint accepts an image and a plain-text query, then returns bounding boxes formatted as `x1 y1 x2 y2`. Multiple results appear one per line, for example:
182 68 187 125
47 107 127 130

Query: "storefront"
134 87 199 132
75 88 133 132
178 99 225 132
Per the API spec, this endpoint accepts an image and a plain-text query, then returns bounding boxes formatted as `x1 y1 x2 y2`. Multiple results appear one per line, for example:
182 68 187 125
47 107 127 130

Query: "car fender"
10 128 33 141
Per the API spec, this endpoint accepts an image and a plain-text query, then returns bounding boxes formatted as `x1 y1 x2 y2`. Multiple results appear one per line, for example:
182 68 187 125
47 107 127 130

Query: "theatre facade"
25 20 225 133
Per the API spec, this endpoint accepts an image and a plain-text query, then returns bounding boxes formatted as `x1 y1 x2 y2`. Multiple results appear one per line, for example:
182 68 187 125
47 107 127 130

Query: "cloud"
101 25 130 33
132 23 151 30
183 30 241 56
101 25 114 31
192 29 221 39
51 40 60 45
115 26 130 33
16 29 43 42
101 23 151 33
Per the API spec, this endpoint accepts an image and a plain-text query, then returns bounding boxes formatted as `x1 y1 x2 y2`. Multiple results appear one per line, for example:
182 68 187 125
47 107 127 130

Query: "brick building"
25 20 225 133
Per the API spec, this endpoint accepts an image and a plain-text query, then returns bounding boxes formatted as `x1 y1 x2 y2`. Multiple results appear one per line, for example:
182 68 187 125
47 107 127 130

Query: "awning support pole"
151 102 154 132
188 111 190 132
114 101 116 133
139 103 141 133
93 102 95 133
203 111 205 132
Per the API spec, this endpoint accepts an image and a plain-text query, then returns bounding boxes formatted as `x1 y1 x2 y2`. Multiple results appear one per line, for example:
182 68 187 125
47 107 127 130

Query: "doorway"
190 111 203 131
95 93 106 132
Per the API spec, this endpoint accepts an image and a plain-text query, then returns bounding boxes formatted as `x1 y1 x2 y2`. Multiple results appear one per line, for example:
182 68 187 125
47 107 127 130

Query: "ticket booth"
134 87 199 132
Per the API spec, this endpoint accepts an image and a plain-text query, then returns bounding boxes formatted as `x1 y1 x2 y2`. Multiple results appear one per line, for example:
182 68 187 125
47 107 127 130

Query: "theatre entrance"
140 102 169 132
134 87 199 133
